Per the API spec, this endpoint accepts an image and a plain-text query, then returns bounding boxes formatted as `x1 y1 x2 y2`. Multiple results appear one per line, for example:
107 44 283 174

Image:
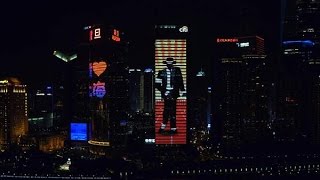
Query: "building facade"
0 78 28 150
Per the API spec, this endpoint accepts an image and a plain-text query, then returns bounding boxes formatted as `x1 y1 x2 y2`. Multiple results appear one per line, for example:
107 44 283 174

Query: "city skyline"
2 0 320 179
0 0 280 85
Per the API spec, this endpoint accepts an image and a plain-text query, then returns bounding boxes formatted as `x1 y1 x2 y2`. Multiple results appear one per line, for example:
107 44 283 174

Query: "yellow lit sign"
0 80 8 84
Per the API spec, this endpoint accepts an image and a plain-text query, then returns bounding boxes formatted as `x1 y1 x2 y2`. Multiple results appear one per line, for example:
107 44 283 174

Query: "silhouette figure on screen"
156 57 185 135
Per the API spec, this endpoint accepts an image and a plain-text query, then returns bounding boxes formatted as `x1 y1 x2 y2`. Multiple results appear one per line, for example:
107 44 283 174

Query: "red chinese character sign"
154 39 187 144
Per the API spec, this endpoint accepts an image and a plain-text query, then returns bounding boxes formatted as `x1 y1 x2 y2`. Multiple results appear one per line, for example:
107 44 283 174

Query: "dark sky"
0 0 281 85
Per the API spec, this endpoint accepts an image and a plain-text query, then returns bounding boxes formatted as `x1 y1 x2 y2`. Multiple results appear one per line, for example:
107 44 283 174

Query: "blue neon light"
283 40 315 46
70 123 88 141
144 68 153 73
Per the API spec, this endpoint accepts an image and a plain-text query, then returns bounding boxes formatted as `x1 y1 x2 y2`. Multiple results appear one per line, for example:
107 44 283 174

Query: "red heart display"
93 61 107 77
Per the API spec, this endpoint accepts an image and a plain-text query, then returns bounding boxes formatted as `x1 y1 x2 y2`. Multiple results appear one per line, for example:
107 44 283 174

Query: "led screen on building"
155 39 187 144
70 123 88 141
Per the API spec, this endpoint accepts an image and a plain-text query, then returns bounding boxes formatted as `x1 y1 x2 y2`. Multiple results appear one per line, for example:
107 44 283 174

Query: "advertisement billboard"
155 39 187 144
70 123 88 141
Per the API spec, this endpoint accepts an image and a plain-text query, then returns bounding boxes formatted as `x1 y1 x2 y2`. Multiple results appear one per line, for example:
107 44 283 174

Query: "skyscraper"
0 78 28 150
129 69 144 113
154 25 188 145
279 0 320 144
215 36 269 153
80 24 129 155
143 68 154 114
190 69 208 130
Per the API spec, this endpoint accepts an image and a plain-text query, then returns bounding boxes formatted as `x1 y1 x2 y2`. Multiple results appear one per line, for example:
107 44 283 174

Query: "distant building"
215 36 269 153
0 78 28 150
38 134 65 153
190 69 209 130
280 0 320 144
28 87 54 130
28 84 65 132
143 68 154 114
129 69 144 113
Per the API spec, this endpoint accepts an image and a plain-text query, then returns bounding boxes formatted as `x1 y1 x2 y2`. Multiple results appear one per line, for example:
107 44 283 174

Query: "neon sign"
89 63 93 78
237 42 250 47
179 26 188 32
91 81 106 98
216 38 238 43
112 29 120 42
90 28 102 41
92 61 107 77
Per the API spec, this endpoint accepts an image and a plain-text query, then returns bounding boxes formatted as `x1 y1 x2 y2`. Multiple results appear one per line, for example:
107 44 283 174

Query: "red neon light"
155 100 187 144
112 29 121 42
217 38 238 43
89 30 93 41
92 61 107 77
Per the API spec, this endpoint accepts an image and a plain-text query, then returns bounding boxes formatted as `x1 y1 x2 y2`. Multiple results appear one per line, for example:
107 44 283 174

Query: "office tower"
280 0 320 144
143 68 154 114
80 24 129 155
215 56 243 149
215 36 269 152
154 25 188 144
190 69 208 130
0 78 28 150
129 69 144 113
28 85 65 132
207 86 212 132
28 86 54 130
241 55 269 145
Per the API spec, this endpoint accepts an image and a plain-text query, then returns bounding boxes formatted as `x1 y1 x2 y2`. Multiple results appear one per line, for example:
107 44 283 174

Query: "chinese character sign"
89 28 102 41
91 81 106 98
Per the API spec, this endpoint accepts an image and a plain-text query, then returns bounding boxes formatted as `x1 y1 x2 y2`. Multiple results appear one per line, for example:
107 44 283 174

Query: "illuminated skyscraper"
80 24 129 154
0 78 28 150
215 36 269 153
279 0 320 144
154 25 188 145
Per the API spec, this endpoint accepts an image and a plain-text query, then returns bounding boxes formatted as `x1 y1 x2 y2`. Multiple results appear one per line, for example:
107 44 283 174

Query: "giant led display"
155 39 187 144
70 123 88 141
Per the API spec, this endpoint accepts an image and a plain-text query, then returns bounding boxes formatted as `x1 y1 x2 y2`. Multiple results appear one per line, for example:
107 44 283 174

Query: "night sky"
0 0 280 85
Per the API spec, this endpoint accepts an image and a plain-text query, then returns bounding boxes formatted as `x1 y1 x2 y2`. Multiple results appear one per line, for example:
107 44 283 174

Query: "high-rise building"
79 24 129 155
28 87 54 130
241 55 269 145
215 36 269 153
279 0 320 144
0 78 28 150
28 85 65 132
143 68 154 114
154 25 188 145
129 69 144 113
190 69 208 130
